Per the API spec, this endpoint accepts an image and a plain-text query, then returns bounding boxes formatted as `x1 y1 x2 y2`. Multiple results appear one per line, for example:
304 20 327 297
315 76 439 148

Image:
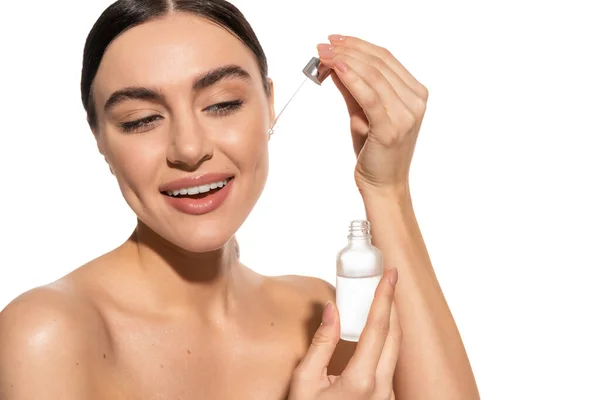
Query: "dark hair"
80 0 269 129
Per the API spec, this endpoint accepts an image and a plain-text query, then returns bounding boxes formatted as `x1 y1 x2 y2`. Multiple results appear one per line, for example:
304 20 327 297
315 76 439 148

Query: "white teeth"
198 185 211 193
187 186 200 195
166 178 230 197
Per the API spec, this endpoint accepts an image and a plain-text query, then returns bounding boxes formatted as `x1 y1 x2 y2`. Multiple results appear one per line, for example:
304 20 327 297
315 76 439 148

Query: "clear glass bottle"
336 220 383 342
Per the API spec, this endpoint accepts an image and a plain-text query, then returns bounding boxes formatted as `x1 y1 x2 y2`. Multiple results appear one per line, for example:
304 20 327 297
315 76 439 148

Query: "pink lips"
160 173 234 216
159 172 234 194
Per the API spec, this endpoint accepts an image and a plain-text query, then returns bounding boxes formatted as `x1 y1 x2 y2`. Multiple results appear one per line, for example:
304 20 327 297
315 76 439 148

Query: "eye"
204 100 244 116
119 115 163 133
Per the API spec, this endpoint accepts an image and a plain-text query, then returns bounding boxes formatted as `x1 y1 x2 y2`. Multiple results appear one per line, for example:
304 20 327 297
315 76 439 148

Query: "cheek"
104 134 166 195
219 114 269 175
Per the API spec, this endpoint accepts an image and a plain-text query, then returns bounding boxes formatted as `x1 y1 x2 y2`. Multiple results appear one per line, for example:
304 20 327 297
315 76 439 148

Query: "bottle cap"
302 57 331 85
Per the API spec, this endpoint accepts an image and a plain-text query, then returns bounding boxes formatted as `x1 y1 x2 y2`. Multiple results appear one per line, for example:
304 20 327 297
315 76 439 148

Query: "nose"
167 113 213 170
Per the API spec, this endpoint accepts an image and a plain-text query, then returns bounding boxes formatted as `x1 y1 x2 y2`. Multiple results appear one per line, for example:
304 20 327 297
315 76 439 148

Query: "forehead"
94 12 260 97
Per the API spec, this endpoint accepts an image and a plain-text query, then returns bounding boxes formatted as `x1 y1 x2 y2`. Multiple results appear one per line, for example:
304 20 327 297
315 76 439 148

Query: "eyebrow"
103 64 252 113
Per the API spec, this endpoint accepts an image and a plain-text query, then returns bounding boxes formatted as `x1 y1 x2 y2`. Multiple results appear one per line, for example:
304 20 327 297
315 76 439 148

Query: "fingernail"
333 60 348 73
328 34 345 42
317 43 335 59
322 301 335 326
388 268 398 286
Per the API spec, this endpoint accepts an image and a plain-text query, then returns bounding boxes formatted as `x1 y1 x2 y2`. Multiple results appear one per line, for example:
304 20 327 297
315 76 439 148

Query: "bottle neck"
348 237 372 247
347 220 372 245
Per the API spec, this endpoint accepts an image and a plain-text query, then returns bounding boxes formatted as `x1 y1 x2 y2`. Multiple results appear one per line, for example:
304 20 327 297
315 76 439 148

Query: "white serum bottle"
335 220 384 342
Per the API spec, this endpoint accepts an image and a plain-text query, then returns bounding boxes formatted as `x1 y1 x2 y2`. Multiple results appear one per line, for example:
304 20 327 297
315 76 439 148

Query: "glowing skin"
93 13 274 255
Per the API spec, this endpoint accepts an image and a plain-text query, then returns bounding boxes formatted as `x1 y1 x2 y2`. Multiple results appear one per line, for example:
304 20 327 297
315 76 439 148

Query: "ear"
94 131 114 176
95 131 106 158
268 78 275 128
266 78 276 141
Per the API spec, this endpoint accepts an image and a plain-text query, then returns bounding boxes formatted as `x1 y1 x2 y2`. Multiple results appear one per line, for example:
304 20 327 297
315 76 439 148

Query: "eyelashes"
119 100 245 133
120 115 162 133
205 99 244 116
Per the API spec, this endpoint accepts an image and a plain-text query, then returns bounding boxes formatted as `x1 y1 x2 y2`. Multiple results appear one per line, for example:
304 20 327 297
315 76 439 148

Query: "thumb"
331 72 369 156
294 301 340 380
331 72 362 116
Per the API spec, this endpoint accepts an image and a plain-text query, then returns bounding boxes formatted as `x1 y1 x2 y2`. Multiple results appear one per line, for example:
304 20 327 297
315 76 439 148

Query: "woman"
0 0 479 399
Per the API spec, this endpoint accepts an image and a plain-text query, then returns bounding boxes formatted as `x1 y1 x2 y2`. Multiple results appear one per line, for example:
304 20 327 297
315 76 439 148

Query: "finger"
331 44 426 118
329 68 362 117
343 268 398 381
374 296 401 399
329 34 429 101
330 72 369 155
318 51 398 136
294 301 340 381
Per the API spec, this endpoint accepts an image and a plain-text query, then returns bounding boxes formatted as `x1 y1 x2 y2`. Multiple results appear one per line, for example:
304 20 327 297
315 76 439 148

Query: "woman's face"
92 13 274 253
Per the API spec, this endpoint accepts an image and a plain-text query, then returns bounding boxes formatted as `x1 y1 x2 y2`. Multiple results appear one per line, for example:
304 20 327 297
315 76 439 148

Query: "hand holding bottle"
288 268 400 400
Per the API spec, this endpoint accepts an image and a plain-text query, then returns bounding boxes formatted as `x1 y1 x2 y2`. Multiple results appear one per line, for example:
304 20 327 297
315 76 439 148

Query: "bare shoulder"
0 282 109 399
270 274 356 375
264 274 336 325
272 274 336 304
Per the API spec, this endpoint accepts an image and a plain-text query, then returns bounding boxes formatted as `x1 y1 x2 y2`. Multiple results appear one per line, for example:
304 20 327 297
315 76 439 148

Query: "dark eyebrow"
103 64 252 113
104 87 164 113
193 64 251 91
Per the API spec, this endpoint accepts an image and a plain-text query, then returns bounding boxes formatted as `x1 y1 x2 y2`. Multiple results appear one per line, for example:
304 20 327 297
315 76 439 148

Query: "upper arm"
0 287 103 399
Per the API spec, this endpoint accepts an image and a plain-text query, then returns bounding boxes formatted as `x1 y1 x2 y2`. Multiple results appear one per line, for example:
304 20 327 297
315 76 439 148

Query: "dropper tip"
303 57 332 85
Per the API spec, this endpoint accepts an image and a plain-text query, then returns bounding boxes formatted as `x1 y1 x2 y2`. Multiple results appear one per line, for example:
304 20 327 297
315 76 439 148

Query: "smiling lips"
159 173 234 215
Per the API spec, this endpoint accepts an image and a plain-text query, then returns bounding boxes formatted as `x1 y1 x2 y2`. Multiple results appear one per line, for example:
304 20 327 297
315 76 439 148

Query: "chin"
133 214 238 255
160 222 238 254
173 231 233 254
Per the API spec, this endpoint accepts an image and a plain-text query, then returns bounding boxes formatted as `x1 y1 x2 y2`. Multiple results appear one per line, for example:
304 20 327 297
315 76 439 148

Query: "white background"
1 0 599 398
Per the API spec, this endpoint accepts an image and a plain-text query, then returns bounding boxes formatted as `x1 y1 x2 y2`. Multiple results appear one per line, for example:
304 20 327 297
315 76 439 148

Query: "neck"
120 221 244 320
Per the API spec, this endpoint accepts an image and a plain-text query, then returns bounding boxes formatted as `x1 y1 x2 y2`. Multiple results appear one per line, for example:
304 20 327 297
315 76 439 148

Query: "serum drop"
336 220 383 342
